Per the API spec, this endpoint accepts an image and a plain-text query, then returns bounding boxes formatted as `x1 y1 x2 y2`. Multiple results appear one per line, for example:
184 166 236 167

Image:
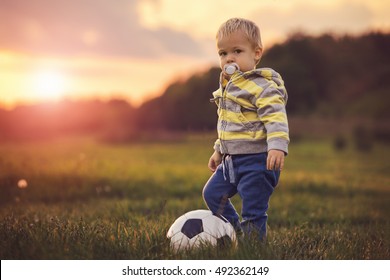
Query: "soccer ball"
167 209 237 251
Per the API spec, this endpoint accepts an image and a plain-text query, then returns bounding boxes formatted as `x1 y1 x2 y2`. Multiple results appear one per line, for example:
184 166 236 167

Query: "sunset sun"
33 70 68 101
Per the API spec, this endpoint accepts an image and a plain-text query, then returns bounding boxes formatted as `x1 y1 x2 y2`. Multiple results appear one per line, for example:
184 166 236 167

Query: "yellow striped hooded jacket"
212 68 289 155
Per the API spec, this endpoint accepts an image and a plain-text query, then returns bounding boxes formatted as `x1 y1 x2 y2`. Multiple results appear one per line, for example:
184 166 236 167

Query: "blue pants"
202 153 280 240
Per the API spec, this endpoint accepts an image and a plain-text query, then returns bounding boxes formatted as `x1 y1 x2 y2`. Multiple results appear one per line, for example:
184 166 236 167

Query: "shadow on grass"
282 181 389 198
0 174 202 205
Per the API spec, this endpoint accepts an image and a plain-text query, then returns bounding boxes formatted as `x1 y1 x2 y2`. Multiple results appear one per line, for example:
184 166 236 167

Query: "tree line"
138 31 390 132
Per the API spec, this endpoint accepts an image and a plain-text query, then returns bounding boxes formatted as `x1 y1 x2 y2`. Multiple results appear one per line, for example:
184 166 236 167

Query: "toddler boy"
203 18 289 240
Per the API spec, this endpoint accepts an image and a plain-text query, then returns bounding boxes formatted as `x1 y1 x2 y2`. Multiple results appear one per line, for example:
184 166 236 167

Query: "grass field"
0 134 389 259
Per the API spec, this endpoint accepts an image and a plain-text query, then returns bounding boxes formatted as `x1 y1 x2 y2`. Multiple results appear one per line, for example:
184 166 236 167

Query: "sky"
1 0 389 109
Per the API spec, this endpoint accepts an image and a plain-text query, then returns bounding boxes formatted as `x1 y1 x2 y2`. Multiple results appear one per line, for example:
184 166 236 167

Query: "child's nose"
226 53 235 63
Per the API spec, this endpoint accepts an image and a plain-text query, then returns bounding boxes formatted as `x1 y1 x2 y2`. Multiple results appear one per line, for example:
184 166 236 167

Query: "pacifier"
224 63 240 75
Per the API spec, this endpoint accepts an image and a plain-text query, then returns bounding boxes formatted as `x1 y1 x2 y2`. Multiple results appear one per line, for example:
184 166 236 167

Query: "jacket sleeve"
256 86 290 154
213 138 221 153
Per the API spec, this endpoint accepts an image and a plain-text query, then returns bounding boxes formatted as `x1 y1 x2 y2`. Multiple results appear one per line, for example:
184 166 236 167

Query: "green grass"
0 134 389 259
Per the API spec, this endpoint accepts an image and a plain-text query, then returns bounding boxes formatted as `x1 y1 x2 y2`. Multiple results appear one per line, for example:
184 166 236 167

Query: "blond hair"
216 18 263 51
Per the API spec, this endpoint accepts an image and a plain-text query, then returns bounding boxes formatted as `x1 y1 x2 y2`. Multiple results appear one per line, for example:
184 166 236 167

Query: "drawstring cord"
222 154 236 184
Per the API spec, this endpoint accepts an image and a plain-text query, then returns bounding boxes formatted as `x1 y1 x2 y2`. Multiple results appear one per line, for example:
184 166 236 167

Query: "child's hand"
267 149 285 171
208 151 222 172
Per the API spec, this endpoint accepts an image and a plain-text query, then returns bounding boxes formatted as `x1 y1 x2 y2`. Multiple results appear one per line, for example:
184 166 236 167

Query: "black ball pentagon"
181 218 203 239
216 235 233 248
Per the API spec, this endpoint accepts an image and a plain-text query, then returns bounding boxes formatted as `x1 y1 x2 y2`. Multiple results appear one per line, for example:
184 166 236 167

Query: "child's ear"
255 46 263 62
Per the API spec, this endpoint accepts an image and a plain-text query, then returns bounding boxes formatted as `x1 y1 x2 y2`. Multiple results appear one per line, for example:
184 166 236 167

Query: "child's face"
217 30 262 75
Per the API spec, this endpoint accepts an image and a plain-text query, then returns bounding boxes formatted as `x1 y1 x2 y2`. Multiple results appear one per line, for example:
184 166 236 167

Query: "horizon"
1 0 389 110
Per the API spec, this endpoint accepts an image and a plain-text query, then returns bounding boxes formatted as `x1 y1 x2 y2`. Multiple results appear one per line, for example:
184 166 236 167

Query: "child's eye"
219 51 227 57
234 49 242 54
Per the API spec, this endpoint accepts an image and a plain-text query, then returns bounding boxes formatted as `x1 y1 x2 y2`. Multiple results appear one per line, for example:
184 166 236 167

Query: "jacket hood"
219 67 287 102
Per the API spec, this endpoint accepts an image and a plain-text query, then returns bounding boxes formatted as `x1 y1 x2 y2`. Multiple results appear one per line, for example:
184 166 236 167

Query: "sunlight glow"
33 70 67 101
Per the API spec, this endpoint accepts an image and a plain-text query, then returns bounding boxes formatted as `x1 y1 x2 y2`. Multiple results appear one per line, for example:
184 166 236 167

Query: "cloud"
0 0 204 58
252 1 374 38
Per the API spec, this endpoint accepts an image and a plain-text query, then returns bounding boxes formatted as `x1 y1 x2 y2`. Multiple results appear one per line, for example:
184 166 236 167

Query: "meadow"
0 134 389 259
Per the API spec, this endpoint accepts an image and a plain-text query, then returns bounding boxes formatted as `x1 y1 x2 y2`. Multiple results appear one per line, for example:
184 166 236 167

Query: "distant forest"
1 32 389 141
